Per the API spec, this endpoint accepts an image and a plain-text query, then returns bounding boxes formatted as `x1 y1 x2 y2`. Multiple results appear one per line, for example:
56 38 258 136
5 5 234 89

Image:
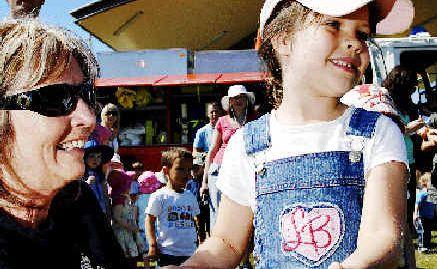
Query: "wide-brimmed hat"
138 171 163 194
221 85 255 111
84 125 114 164
259 0 414 36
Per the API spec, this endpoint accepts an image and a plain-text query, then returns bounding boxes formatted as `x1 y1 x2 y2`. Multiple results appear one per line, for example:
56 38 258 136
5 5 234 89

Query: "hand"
86 176 96 185
147 245 159 259
328 262 343 269
410 117 426 130
8 0 45 18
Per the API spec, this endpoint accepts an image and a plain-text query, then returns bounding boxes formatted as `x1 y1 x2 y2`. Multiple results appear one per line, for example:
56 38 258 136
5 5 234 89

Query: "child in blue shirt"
414 173 436 253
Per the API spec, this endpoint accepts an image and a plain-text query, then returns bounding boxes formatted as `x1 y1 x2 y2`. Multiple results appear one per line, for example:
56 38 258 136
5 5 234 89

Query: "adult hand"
408 117 425 132
7 0 45 18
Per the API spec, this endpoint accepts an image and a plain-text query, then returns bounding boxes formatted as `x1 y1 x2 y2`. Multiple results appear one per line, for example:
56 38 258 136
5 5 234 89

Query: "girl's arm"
200 129 222 195
405 117 425 135
340 162 407 269
177 195 253 269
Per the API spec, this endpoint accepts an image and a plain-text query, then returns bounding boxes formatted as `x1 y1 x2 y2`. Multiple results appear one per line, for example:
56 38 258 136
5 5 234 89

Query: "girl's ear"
271 31 292 58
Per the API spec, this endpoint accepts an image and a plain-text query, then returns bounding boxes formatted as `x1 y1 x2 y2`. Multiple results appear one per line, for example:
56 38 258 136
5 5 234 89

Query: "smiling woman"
0 18 127 269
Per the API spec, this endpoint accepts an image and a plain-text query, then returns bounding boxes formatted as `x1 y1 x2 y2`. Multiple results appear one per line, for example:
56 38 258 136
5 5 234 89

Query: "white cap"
259 0 414 36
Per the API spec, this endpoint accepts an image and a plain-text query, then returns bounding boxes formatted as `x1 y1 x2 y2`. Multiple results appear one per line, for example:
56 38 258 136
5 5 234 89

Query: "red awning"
95 72 265 87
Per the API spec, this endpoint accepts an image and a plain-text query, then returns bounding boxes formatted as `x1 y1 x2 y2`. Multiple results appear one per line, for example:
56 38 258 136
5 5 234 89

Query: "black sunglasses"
0 83 96 117
105 110 118 116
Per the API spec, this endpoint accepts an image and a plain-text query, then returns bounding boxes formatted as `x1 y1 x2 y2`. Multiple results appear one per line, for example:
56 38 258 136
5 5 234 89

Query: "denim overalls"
244 108 381 268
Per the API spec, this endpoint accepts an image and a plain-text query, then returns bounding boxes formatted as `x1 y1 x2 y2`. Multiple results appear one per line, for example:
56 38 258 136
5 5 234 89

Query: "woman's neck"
0 174 53 228
0 195 50 228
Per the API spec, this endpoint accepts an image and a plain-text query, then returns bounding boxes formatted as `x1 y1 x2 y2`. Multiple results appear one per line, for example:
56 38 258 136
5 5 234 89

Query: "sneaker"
418 247 429 254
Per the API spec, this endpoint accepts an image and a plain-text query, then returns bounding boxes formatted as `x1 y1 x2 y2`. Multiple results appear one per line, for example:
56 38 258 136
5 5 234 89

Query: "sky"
0 0 112 53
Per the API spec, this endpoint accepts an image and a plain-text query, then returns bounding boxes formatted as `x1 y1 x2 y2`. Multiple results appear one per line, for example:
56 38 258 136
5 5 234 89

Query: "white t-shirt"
216 108 408 212
145 187 200 256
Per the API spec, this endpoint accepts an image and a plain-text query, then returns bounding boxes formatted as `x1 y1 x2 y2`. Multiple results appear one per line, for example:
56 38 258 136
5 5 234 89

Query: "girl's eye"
357 31 370 42
324 20 340 30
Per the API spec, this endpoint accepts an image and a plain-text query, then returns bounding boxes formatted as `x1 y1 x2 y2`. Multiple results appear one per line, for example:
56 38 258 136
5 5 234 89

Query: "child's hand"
86 176 96 185
328 262 343 269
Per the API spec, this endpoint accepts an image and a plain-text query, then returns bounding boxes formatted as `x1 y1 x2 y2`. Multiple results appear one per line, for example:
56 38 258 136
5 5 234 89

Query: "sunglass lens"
81 84 96 109
37 85 76 117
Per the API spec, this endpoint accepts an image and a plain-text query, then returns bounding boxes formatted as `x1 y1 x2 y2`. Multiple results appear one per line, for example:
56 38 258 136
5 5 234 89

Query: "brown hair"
161 147 193 168
258 1 323 108
382 65 418 115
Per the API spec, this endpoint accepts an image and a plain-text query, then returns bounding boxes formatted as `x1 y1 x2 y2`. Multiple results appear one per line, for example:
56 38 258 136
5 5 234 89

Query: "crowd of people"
1 0 437 269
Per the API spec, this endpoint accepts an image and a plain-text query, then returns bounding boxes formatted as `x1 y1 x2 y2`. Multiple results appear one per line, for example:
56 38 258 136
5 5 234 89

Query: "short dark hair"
161 147 193 168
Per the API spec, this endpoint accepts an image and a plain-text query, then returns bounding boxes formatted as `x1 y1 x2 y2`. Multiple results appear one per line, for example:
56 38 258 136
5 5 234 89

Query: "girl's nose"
344 38 364 55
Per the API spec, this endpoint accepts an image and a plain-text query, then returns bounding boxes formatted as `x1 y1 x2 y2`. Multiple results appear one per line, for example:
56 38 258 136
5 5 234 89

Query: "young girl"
173 0 413 268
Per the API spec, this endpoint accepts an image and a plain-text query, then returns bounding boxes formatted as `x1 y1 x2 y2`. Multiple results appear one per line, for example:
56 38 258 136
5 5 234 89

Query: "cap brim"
375 0 414 35
299 0 414 34
260 0 414 37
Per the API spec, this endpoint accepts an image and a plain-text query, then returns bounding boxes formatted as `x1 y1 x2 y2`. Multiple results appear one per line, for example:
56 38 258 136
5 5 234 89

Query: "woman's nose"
70 98 96 129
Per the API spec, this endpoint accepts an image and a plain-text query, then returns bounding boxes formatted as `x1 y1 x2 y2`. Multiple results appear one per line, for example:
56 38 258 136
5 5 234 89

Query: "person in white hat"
172 1 414 269
200 85 255 229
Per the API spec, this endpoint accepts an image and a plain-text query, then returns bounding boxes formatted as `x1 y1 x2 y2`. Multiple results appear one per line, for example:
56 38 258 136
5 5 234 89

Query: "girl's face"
86 152 102 169
280 6 371 98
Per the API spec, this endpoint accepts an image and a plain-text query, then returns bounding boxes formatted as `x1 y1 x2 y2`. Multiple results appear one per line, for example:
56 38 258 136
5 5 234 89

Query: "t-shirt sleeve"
145 193 162 217
216 129 256 211
193 128 204 149
364 115 408 174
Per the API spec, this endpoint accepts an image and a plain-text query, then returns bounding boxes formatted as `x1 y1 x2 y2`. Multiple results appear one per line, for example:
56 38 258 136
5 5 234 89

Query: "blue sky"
0 1 112 53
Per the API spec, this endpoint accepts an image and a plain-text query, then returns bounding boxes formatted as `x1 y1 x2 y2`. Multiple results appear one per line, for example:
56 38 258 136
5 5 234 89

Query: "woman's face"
229 94 248 113
104 111 118 127
7 57 96 196
281 6 371 98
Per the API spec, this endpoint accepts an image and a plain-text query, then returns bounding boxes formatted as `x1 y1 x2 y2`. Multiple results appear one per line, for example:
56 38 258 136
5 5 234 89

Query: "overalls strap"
346 108 381 138
244 113 271 156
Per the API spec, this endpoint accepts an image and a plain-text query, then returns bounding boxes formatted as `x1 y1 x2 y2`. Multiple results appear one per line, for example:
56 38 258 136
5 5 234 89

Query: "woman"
101 103 120 154
200 85 255 228
0 19 127 268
